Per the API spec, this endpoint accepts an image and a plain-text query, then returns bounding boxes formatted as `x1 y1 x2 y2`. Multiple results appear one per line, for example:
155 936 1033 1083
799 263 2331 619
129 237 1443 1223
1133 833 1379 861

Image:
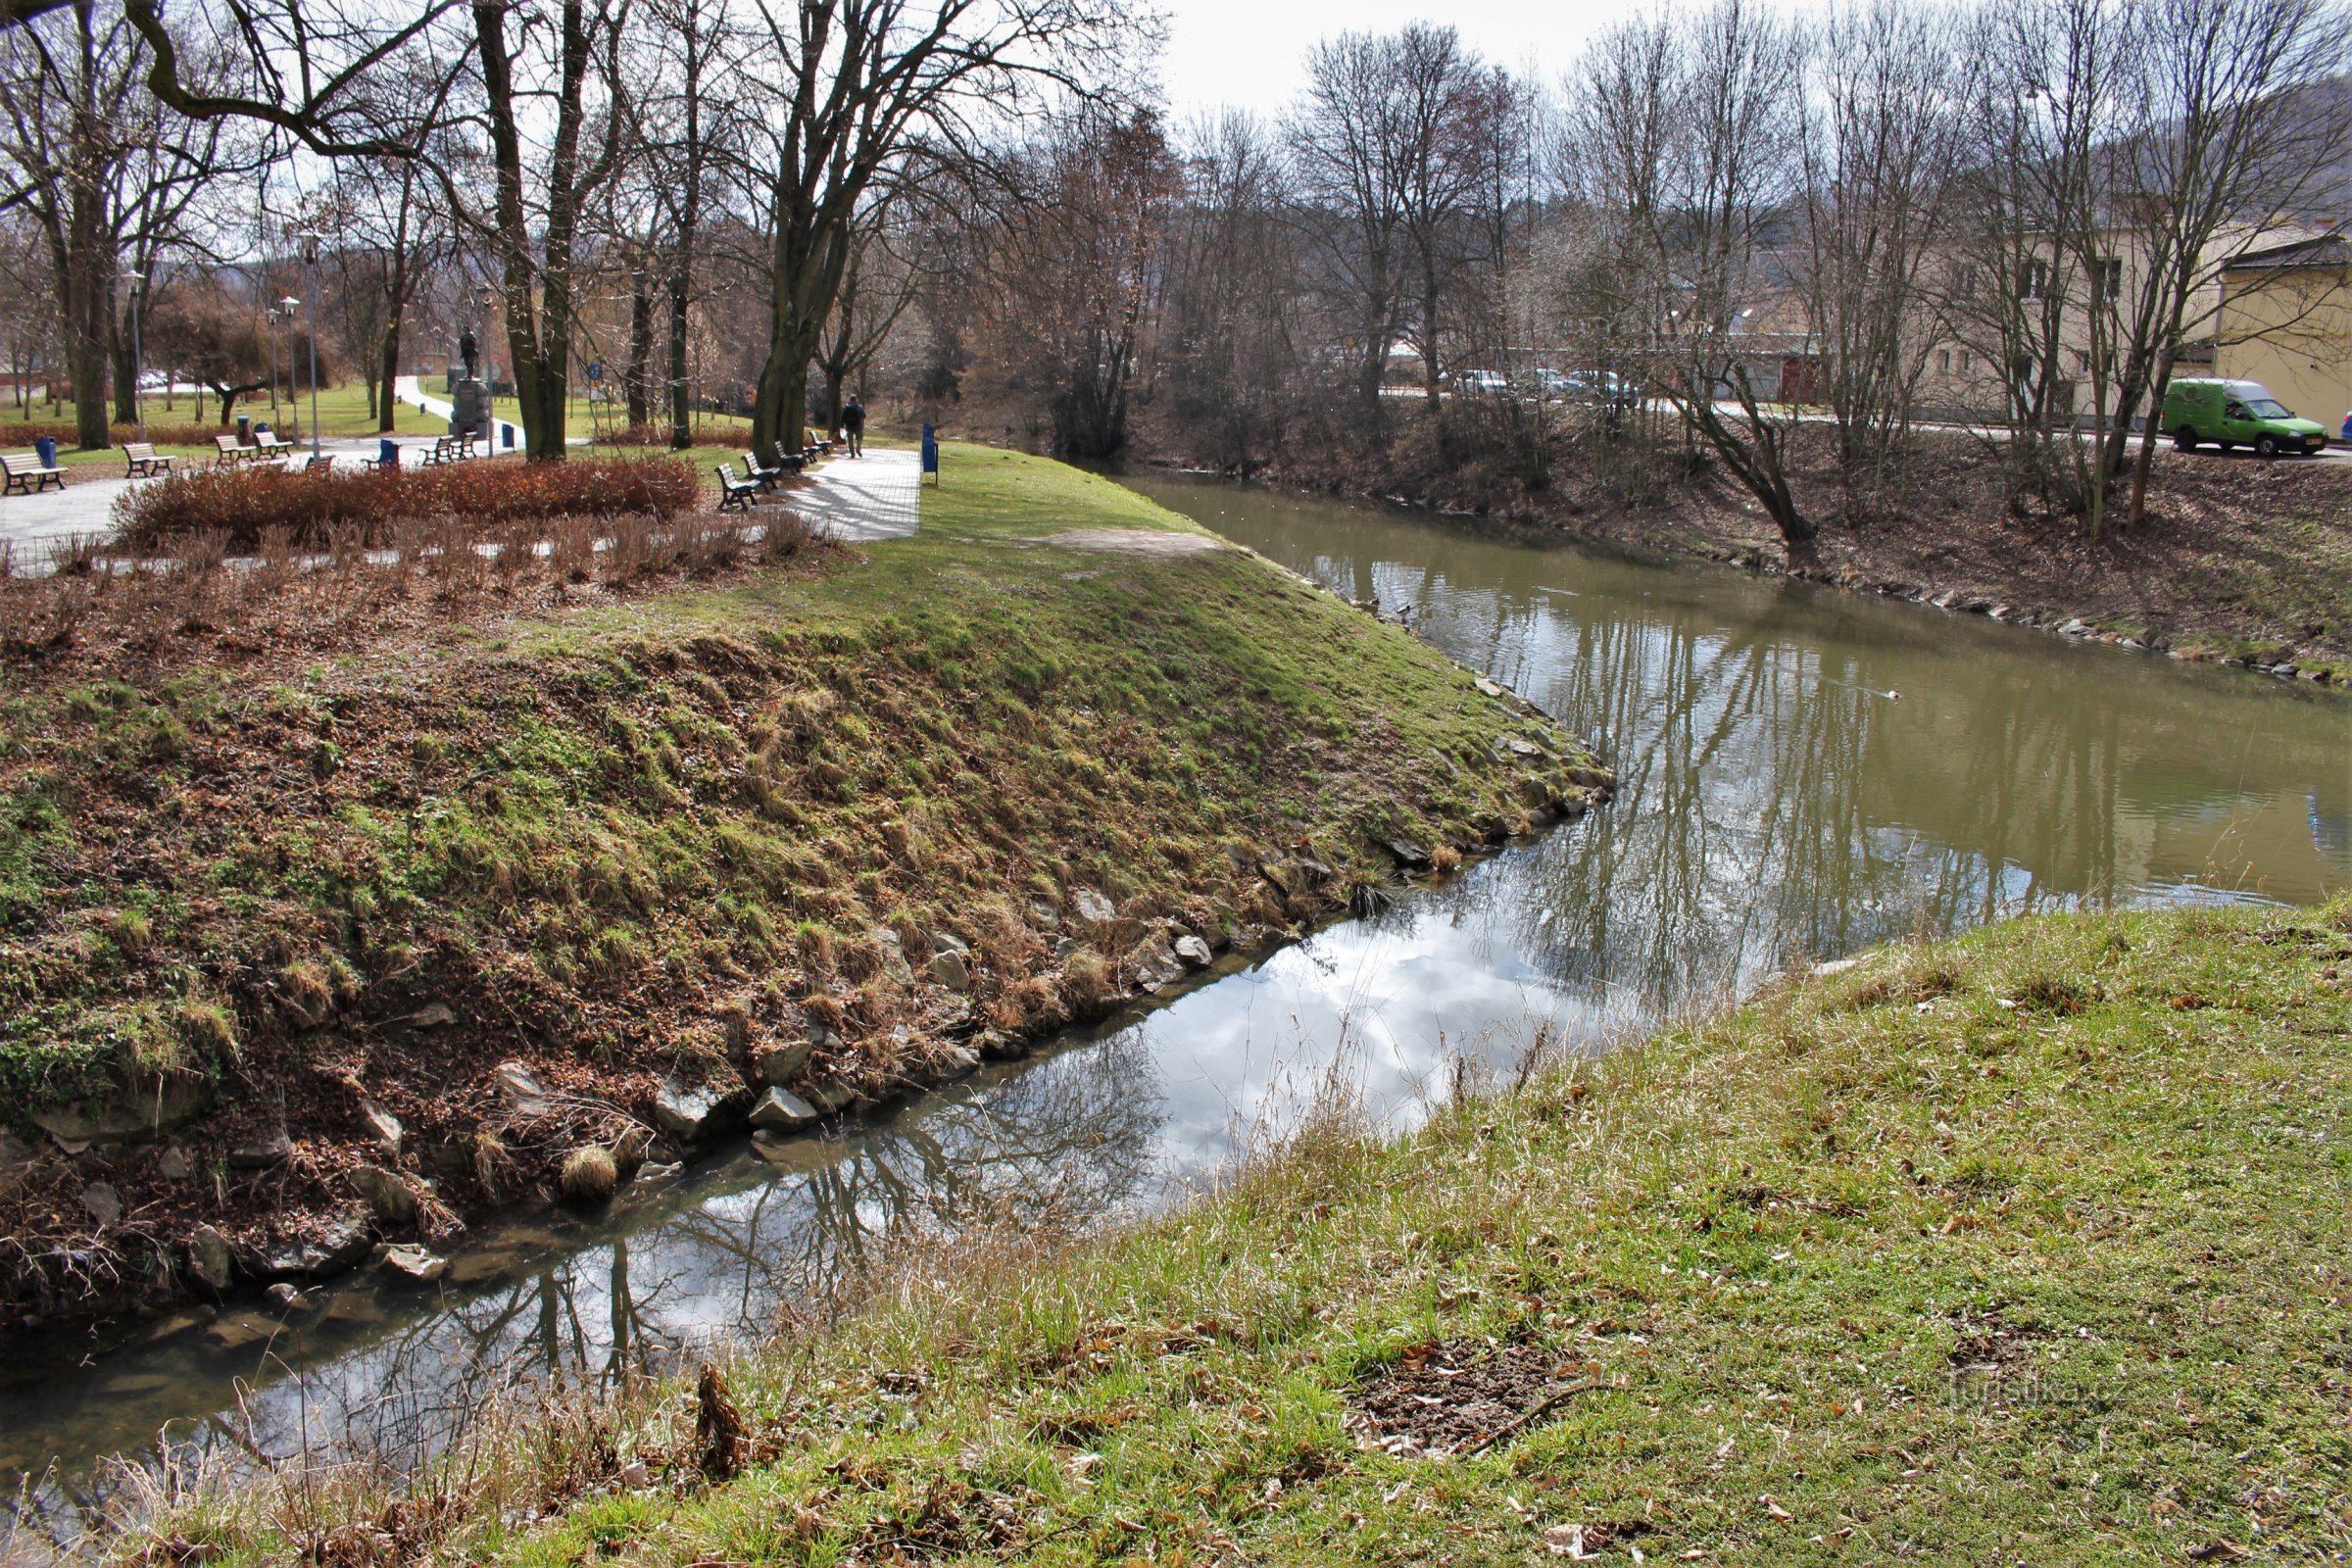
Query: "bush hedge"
0 420 248 449
112 456 703 552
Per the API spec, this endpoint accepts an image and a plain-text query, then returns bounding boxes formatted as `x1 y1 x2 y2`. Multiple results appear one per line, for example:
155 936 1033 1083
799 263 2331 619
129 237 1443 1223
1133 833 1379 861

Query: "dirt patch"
1036 527 1225 557
1344 1337 1594 1459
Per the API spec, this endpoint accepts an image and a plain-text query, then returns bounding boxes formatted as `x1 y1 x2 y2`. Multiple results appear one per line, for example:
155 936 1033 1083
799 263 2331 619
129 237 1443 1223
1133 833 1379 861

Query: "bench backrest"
0 451 40 471
125 442 156 460
213 434 242 452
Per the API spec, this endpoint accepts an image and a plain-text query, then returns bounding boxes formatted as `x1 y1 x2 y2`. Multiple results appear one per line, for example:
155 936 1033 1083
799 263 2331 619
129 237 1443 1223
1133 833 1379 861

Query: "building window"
1960 351 1973 372
1937 349 1951 372
2020 260 2052 301
2092 257 2122 303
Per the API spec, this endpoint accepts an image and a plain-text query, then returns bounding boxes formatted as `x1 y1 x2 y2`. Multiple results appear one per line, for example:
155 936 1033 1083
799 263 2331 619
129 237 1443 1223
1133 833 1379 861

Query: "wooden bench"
303 453 334 473
252 432 293 460
804 427 834 458
714 462 760 513
123 441 175 478
762 442 808 476
213 434 256 467
0 450 65 494
743 448 788 490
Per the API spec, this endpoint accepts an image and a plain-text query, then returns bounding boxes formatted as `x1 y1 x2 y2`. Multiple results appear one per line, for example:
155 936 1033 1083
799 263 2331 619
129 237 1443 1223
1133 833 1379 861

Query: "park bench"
303 454 334 473
212 434 256 467
804 427 834 458
0 450 65 494
743 447 789 490
418 432 468 466
252 431 293 459
122 441 175 478
714 461 760 513
762 441 808 476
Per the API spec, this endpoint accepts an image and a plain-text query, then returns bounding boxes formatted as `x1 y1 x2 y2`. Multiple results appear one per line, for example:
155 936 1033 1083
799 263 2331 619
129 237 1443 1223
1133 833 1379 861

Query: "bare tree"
1569 1 1814 546
738 0 1134 457
2108 0 2348 529
1794 0 1963 494
0 0 247 447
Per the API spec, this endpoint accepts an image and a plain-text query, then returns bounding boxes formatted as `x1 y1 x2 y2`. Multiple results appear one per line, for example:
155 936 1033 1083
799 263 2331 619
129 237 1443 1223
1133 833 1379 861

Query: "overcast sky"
1148 1 1637 120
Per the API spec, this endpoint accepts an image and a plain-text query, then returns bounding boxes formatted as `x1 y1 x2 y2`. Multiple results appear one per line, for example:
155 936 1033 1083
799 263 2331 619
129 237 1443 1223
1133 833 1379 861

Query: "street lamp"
296 230 324 460
277 297 302 435
122 270 146 441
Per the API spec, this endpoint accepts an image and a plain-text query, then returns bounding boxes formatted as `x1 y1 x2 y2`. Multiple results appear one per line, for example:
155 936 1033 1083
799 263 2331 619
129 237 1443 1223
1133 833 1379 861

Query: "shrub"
112 456 702 552
0 420 249 448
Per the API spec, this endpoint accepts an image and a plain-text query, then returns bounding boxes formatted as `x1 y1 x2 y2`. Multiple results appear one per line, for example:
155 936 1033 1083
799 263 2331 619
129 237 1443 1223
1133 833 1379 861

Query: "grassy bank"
0 447 1601 1321
138 898 2352 1565
1165 417 2352 686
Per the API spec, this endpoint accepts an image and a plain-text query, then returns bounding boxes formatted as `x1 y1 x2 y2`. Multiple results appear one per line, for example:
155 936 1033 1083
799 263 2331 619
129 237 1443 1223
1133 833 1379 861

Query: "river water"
6 475 2349 1546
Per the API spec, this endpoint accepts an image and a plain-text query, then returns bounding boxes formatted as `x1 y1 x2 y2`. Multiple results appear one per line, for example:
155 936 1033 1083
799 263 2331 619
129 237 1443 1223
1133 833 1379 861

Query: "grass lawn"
148 897 2352 1565
0 447 1594 1326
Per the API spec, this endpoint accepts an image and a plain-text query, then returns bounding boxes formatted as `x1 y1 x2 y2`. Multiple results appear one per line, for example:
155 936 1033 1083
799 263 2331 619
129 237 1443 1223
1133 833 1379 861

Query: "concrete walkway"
793 447 921 543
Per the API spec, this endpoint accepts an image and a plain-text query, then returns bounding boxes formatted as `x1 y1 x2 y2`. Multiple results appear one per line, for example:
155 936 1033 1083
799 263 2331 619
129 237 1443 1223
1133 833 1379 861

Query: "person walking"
842 394 866 458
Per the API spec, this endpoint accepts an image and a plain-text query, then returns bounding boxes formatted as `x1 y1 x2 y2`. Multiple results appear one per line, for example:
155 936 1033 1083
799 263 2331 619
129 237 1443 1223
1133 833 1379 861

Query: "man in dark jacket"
842 394 866 458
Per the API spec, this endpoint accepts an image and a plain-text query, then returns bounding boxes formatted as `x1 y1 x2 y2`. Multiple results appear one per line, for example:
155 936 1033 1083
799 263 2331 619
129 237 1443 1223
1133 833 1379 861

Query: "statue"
459 329 479 382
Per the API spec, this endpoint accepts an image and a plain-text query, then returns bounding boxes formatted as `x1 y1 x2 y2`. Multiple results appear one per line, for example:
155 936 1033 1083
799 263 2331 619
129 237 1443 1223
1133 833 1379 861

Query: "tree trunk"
666 253 691 449
624 271 652 428
377 316 403 431
2123 346 2174 533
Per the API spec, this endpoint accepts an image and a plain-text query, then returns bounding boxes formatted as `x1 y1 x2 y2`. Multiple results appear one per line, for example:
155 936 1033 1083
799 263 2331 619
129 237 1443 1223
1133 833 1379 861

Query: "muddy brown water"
5 474 2348 1549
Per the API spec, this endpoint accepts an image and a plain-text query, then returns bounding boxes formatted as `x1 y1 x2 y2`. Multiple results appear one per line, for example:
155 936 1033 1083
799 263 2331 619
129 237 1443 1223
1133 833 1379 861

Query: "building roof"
2221 231 2350 272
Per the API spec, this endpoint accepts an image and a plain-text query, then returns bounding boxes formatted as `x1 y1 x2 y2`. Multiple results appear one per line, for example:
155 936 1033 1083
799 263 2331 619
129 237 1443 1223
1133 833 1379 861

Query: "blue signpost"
920 423 939 485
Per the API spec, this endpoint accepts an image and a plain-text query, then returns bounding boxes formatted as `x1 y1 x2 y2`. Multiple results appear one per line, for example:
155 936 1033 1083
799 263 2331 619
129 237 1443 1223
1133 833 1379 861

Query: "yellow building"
2216 232 2351 433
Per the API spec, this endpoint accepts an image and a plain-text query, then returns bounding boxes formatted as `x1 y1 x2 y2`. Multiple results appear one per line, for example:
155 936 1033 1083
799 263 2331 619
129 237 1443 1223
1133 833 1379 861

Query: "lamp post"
277 296 302 437
122 270 146 441
296 230 324 459
264 302 280 421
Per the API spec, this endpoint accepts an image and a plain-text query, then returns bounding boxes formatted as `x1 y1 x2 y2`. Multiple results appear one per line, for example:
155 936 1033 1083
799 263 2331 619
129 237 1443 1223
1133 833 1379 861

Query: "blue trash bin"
502 423 514 451
33 435 56 468
236 416 251 442
378 437 399 470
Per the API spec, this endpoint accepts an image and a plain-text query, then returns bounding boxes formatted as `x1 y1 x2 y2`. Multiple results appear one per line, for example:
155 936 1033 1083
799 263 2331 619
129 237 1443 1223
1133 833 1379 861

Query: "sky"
1147 0 1632 120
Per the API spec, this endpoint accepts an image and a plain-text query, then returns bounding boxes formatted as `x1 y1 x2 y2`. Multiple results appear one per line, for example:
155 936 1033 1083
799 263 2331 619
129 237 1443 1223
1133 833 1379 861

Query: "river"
5 474 2348 1548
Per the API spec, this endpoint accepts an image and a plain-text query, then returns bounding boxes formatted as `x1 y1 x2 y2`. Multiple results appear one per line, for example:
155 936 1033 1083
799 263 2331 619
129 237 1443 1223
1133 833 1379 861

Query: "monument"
451 331 490 441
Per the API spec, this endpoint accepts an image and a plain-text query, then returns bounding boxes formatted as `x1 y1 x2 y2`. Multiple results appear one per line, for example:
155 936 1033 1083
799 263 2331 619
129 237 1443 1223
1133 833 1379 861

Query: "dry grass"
0 506 818 667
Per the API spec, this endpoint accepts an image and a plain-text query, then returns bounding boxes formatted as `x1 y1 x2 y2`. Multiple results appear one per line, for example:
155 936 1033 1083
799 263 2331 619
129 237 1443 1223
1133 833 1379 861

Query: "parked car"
2158 377 2329 457
1449 368 1510 397
1528 368 1640 409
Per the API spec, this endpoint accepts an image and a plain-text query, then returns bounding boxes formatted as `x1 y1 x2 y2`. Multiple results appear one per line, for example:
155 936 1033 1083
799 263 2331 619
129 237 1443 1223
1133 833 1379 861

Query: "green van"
2158 377 2330 457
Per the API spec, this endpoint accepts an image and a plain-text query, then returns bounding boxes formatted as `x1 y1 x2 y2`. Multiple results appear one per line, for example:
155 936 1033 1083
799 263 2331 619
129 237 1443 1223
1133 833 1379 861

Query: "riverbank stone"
754 1038 814 1086
494 1061 552 1118
1172 933 1214 970
376 1244 449 1286
186 1225 235 1292
79 1182 122 1227
358 1099 403 1158
30 1072 213 1149
1071 888 1117 926
228 1128 293 1170
748 1086 819 1133
251 1216 373 1280
349 1165 420 1225
870 928 916 983
653 1077 745 1144
929 950 971 991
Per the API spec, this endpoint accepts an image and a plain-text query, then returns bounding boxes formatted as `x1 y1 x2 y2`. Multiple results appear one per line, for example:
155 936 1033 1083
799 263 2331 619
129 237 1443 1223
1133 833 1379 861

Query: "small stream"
6 475 2349 1549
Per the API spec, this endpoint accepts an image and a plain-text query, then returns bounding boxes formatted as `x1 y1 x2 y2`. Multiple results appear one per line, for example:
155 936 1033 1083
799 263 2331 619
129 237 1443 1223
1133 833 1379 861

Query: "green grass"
0 448 1590 1258
138 898 2352 1565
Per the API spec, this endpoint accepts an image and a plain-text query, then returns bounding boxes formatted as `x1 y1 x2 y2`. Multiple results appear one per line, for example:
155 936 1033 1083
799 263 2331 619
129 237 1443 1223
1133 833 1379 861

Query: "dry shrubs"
0 506 817 665
113 456 702 553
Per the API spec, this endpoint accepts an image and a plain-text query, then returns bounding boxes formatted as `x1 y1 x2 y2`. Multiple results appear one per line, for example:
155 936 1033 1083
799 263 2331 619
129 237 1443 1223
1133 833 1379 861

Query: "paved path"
792 447 921 543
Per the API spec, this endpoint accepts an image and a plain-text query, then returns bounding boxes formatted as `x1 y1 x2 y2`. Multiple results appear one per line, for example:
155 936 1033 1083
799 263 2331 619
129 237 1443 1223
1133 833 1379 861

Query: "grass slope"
161 898 2352 1567
0 448 1595 1313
